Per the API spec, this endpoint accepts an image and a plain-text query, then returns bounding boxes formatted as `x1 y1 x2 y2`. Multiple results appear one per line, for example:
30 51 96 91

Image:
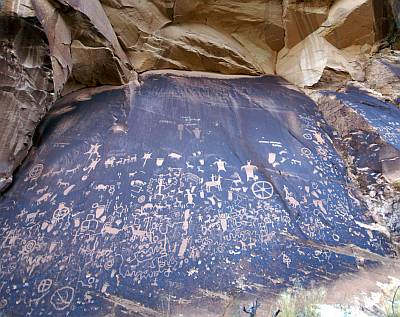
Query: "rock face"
0 1 399 315
0 73 395 316
0 0 398 188
0 15 53 191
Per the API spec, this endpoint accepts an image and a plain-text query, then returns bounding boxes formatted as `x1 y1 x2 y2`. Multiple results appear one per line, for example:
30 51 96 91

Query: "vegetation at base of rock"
277 287 325 317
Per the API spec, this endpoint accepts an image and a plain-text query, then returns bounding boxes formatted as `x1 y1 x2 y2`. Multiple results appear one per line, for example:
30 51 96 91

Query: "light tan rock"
276 34 365 87
103 0 281 75
277 0 387 87
322 0 376 49
282 0 333 49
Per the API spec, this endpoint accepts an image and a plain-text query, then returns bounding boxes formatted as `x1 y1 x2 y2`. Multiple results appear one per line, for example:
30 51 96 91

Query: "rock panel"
0 73 394 316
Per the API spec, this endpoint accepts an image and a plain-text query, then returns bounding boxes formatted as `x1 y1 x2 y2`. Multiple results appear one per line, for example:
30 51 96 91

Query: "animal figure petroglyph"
65 165 80 175
37 193 52 205
57 179 69 189
205 175 222 192
283 186 300 208
168 152 182 160
105 157 116 168
37 186 48 195
95 184 108 191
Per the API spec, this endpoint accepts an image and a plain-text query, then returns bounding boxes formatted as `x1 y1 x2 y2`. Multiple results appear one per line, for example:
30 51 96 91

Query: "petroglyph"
0 75 396 316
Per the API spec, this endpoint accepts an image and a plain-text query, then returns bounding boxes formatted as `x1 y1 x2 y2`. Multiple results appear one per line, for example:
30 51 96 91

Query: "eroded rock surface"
0 15 53 192
0 0 399 189
0 73 396 316
311 85 400 250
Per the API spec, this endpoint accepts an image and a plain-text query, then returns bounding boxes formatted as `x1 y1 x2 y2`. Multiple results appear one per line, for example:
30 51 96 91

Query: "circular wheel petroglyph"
29 164 44 180
50 286 74 311
251 181 273 200
37 279 53 293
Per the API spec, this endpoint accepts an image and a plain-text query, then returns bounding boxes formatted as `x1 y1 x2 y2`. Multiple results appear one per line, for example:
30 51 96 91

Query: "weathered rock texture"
0 0 399 190
0 72 397 316
0 15 53 191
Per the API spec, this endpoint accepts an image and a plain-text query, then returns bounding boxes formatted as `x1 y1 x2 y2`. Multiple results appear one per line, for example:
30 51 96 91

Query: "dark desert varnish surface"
0 73 395 316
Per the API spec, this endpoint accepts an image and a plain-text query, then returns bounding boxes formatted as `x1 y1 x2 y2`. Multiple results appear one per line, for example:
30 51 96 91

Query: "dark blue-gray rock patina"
0 74 393 316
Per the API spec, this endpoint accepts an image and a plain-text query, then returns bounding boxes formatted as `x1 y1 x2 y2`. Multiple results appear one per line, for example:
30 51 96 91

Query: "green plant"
277 287 325 317
393 181 400 192
384 286 400 317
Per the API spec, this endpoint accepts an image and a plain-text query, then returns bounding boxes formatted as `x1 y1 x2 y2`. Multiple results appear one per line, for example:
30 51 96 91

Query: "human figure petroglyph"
205 175 222 192
142 152 152 167
213 159 227 172
182 209 191 234
83 158 101 173
185 189 195 206
84 143 102 160
82 158 101 180
193 127 201 139
313 131 325 145
241 161 258 182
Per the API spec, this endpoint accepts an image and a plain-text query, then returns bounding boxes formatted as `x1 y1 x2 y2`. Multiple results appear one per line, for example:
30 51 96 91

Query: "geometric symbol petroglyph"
251 181 274 200
22 240 36 255
37 279 53 293
50 286 74 311
52 203 71 221
28 164 44 181
0 298 7 309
